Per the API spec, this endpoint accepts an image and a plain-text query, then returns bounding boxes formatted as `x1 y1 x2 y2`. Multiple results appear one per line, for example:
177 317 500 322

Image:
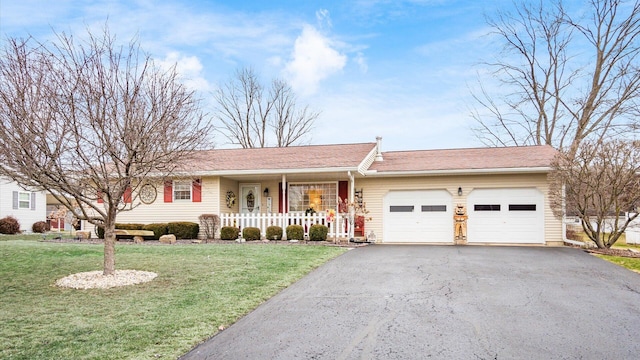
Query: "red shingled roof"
186 142 377 172
368 145 557 173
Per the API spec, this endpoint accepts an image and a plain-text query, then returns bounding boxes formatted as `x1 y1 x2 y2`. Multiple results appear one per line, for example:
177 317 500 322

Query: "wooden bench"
114 229 155 243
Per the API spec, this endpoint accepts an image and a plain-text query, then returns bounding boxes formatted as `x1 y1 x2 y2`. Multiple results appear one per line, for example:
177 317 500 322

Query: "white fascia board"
357 146 379 175
363 166 551 177
191 167 361 177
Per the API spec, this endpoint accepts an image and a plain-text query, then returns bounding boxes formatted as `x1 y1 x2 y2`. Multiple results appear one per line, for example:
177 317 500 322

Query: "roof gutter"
187 166 362 177
363 166 552 177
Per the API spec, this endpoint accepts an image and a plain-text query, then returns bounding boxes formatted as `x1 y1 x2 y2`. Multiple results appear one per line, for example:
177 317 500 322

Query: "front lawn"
595 254 640 273
0 240 347 359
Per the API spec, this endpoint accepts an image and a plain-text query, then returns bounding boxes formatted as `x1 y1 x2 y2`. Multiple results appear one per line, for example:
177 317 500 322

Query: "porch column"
348 171 355 240
282 174 287 240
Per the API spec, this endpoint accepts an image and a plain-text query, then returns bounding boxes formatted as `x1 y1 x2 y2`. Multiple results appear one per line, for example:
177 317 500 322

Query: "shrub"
0 216 20 234
566 228 576 240
198 214 220 240
266 226 283 241
167 222 199 240
117 223 145 231
96 223 146 239
143 223 168 240
220 226 240 240
286 225 304 240
309 224 328 241
242 227 261 241
32 221 50 233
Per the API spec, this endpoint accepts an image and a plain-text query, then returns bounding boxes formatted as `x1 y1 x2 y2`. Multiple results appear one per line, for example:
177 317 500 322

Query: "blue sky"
1 0 516 151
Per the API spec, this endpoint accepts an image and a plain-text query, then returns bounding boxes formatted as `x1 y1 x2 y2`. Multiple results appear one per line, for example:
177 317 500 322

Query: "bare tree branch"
0 26 213 275
549 139 640 248
214 67 317 148
473 0 640 151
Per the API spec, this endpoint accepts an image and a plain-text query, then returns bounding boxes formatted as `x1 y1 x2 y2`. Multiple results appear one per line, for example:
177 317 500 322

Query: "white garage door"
383 190 453 243
467 188 544 244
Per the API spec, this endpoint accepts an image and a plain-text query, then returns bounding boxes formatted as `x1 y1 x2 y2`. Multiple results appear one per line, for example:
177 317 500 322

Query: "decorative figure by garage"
454 203 468 241
246 190 255 212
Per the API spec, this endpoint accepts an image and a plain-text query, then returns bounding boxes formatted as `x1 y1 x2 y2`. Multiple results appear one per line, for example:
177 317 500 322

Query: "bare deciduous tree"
0 28 212 275
549 140 640 248
214 67 318 148
473 0 640 152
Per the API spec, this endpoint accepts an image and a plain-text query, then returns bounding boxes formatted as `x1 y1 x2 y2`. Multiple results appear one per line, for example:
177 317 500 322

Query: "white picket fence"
220 212 352 240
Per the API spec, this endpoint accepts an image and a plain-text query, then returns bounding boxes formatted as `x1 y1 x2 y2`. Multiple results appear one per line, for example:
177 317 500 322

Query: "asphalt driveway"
181 246 640 359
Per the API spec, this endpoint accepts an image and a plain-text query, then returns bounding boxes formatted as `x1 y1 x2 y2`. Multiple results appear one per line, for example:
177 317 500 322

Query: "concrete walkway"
181 246 640 359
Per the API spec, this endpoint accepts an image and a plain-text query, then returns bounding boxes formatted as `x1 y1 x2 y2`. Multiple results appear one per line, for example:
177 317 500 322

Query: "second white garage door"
467 188 544 244
383 190 453 243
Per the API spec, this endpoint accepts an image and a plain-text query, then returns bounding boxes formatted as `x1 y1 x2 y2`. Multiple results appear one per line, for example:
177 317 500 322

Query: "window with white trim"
18 192 30 209
288 183 337 212
173 181 192 201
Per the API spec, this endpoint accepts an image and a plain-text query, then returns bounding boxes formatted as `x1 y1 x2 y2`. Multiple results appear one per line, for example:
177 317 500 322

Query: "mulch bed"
585 248 640 258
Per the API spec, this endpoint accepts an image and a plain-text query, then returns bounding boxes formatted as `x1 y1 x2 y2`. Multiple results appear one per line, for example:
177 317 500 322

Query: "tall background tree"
472 0 640 151
214 67 319 148
550 139 640 248
0 28 212 275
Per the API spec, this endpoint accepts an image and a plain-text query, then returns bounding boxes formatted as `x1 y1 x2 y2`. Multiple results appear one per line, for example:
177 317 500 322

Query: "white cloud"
316 9 332 29
157 52 210 92
283 25 347 95
354 52 368 73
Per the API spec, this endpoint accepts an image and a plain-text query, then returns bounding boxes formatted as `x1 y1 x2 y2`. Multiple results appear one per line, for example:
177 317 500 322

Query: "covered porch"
219 171 367 241
220 211 360 240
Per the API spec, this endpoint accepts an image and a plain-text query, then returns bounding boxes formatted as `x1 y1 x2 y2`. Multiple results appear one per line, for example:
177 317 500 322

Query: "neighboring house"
46 194 79 232
0 176 47 232
82 138 563 245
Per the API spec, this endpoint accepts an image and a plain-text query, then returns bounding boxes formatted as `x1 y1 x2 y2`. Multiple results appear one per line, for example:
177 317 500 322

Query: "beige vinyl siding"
259 180 280 213
85 177 221 235
357 173 562 245
219 178 281 214
219 177 239 214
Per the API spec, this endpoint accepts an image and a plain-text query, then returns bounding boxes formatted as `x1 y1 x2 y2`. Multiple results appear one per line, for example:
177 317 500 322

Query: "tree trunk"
103 214 117 275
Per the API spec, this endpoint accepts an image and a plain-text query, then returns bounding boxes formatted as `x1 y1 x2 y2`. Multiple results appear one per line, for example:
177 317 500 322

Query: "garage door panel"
383 190 453 243
468 188 544 244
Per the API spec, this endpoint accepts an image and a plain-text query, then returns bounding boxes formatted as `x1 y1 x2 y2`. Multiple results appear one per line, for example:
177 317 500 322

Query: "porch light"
263 188 269 197
458 187 463 196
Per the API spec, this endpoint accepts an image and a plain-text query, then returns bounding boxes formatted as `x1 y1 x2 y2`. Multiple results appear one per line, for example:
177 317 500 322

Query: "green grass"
0 232 71 241
568 229 628 245
0 241 347 359
595 254 640 273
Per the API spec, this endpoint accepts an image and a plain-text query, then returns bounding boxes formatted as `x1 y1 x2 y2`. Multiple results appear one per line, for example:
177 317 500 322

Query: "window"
18 192 30 209
422 205 447 212
474 204 501 211
509 204 536 211
288 183 337 212
173 181 191 201
390 206 414 212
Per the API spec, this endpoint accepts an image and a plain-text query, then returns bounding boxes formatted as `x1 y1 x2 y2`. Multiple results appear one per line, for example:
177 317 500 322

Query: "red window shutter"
123 187 132 203
164 180 173 203
192 179 202 202
97 191 104 204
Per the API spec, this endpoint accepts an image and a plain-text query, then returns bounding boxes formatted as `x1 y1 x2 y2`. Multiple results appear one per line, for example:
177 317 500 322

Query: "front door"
240 184 261 214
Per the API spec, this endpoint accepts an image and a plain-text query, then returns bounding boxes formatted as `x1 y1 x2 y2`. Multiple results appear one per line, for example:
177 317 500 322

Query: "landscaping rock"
159 234 176 244
133 236 144 244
